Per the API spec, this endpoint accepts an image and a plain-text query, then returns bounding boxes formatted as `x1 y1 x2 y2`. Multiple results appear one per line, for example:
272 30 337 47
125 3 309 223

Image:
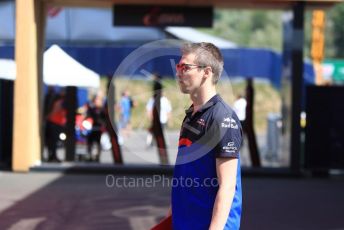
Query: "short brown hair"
181 42 224 84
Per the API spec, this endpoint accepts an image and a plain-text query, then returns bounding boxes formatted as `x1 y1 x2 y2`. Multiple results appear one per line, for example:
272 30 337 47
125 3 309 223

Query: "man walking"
153 42 243 230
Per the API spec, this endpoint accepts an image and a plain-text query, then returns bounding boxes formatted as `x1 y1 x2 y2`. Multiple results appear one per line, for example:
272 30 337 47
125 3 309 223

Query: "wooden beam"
13 0 46 172
42 0 343 9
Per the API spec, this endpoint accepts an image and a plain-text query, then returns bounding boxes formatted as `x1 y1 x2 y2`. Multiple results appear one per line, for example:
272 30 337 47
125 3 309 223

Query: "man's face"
94 96 103 107
176 53 204 95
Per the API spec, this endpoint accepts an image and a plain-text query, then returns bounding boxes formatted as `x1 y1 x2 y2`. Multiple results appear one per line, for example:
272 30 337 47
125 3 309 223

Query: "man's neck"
190 88 217 114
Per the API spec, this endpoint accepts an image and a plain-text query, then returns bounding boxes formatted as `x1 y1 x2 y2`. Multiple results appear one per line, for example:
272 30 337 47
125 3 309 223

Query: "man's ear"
203 66 212 79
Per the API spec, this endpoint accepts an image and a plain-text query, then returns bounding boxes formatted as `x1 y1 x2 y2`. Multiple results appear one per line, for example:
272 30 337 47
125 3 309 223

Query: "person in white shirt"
233 94 247 127
146 94 172 146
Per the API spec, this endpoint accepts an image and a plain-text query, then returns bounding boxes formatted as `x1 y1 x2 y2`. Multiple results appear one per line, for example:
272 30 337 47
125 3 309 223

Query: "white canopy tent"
0 45 100 88
0 59 16 81
43 45 100 88
165 27 237 49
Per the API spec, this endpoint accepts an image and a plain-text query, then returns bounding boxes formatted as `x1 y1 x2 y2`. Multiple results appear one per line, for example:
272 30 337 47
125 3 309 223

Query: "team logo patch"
197 118 206 127
221 117 238 129
222 142 238 153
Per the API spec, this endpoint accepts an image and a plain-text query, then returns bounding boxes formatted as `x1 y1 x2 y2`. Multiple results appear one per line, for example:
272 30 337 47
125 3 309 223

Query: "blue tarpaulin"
0 44 314 89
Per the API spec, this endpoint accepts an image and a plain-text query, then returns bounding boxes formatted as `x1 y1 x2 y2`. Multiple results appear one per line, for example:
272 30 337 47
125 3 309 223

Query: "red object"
151 215 172 230
178 138 192 147
47 99 66 126
47 7 63 17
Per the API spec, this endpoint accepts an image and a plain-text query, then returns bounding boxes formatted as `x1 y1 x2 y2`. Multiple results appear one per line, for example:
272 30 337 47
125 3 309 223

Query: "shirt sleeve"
146 98 153 111
165 98 172 113
212 113 243 158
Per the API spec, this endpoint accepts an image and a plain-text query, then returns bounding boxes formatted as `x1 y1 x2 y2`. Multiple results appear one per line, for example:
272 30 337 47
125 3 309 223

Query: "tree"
200 9 283 52
329 3 344 58
200 6 343 59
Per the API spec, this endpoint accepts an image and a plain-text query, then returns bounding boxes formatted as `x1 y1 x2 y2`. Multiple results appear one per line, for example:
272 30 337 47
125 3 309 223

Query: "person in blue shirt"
153 42 243 230
118 89 133 140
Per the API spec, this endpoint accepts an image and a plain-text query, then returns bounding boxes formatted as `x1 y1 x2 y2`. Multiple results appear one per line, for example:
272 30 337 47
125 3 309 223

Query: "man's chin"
179 87 190 94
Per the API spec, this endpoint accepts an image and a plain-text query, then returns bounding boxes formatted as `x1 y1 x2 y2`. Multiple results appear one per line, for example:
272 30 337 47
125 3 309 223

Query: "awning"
43 44 100 88
165 27 237 48
0 45 100 88
0 59 15 81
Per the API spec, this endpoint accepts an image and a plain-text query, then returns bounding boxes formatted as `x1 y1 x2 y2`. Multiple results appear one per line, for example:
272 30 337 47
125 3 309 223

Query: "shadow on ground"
0 170 344 230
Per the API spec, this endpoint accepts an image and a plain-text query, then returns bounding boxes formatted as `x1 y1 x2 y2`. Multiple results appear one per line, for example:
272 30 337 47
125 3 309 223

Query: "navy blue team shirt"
172 94 243 230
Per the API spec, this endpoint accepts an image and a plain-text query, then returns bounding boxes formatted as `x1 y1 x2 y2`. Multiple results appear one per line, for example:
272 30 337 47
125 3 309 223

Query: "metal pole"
290 2 304 173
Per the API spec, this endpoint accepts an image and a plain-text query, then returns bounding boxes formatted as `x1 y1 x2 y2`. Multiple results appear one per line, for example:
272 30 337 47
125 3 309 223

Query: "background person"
45 90 66 162
117 89 133 142
233 93 247 127
145 93 172 147
86 92 106 162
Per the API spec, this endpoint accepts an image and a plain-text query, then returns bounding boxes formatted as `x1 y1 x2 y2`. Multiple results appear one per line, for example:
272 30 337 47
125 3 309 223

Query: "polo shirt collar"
185 94 221 116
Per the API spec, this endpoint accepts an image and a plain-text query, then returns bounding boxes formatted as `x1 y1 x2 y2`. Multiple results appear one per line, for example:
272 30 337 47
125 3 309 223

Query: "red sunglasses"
175 63 206 73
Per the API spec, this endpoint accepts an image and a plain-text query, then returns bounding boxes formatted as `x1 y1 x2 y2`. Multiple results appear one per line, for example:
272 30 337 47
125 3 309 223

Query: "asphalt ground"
2 131 342 229
0 171 344 230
